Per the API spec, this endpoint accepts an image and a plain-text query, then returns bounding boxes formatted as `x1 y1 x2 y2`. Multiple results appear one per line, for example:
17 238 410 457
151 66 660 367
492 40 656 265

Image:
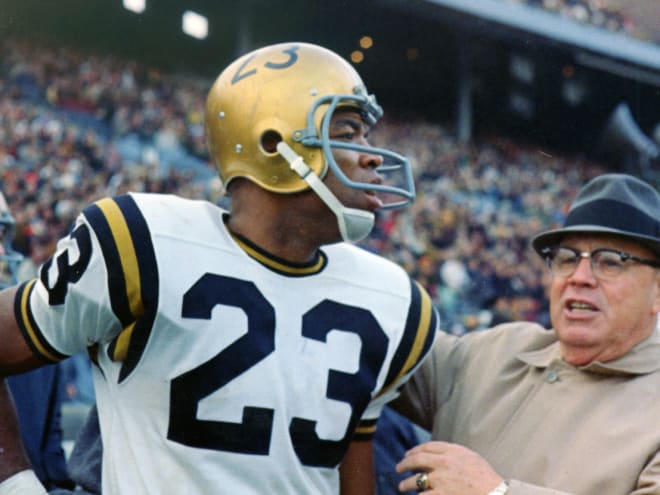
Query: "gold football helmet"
205 42 415 241
206 42 414 196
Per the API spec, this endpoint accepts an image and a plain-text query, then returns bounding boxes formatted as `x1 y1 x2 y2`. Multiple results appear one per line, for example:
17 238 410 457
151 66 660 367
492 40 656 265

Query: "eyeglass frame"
541 245 660 279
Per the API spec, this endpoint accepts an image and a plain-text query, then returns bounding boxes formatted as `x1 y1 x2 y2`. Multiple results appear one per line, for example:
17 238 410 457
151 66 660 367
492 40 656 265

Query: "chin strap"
277 141 374 242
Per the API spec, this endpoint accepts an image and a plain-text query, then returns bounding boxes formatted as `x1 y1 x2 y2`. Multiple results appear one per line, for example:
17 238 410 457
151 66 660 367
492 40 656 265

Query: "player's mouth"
365 190 384 210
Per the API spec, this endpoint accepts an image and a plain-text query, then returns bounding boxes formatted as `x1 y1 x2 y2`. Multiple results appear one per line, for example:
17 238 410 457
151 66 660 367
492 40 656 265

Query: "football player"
0 42 437 494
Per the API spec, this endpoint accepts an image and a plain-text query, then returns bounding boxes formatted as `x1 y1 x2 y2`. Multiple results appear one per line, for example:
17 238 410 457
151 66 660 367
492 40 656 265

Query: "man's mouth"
566 300 598 312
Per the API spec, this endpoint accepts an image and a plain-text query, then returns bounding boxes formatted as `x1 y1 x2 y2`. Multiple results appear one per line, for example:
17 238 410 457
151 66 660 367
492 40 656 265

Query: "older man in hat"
393 173 660 495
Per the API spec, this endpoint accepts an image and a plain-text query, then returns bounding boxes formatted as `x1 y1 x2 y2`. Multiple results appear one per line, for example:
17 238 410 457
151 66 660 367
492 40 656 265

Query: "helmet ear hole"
260 130 282 155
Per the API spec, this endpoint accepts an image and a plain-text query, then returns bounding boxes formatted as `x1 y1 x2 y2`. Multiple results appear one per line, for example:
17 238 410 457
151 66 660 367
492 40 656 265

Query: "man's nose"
568 255 597 284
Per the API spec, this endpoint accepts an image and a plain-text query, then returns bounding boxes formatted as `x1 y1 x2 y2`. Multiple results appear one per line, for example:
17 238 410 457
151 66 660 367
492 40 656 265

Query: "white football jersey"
15 193 438 495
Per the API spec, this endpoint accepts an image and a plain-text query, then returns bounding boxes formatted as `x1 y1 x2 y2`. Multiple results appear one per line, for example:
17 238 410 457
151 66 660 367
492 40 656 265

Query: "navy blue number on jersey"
168 273 388 467
40 224 93 305
168 274 276 456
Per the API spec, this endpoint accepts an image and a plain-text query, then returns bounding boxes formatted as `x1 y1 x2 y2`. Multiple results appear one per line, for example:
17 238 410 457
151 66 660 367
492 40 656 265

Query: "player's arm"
0 286 48 375
339 440 376 495
0 285 49 491
0 380 31 482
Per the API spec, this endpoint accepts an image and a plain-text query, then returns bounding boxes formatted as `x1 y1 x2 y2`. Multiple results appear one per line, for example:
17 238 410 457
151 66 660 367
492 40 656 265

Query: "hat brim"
532 225 660 259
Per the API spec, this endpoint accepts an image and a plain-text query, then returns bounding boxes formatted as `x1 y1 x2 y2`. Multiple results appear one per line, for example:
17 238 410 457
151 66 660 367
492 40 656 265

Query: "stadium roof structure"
415 0 660 84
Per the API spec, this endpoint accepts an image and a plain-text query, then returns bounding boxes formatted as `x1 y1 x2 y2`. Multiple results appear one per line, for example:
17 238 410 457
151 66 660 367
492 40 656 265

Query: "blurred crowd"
508 0 660 43
1 38 611 338
366 121 608 333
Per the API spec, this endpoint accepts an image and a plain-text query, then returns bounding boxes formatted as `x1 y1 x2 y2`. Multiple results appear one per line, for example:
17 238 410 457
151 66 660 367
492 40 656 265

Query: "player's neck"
226 181 341 263
225 213 324 265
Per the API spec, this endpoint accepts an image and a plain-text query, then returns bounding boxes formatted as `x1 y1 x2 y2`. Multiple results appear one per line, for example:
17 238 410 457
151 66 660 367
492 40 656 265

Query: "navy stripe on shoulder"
83 200 132 327
380 279 437 395
83 195 159 382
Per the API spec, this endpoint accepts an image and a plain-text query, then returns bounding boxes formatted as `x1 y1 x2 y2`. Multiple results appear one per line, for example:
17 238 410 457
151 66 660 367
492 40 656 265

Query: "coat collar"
517 327 660 376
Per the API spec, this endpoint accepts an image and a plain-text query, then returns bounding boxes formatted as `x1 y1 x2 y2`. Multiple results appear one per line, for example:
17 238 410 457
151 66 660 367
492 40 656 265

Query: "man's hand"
395 441 504 494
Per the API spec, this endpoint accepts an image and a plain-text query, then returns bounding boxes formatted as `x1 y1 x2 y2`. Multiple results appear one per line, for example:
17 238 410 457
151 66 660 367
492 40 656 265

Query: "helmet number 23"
231 45 300 84
167 273 387 468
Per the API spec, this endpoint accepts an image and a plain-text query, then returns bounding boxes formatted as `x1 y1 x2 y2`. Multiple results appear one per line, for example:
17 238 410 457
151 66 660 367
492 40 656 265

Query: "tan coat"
396 322 660 494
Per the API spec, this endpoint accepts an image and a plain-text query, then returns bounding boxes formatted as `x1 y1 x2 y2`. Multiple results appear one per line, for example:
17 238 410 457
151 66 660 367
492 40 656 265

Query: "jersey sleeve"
354 279 438 440
14 194 159 375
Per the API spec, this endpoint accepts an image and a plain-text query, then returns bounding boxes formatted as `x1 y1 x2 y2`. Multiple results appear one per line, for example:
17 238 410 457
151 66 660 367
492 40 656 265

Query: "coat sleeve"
389 331 464 431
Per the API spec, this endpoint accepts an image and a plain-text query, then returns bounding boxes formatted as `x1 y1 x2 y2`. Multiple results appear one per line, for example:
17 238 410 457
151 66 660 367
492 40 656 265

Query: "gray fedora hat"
532 173 660 259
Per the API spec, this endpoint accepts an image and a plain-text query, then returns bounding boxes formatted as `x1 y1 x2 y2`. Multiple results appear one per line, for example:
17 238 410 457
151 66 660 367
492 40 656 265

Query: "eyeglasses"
542 246 660 279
